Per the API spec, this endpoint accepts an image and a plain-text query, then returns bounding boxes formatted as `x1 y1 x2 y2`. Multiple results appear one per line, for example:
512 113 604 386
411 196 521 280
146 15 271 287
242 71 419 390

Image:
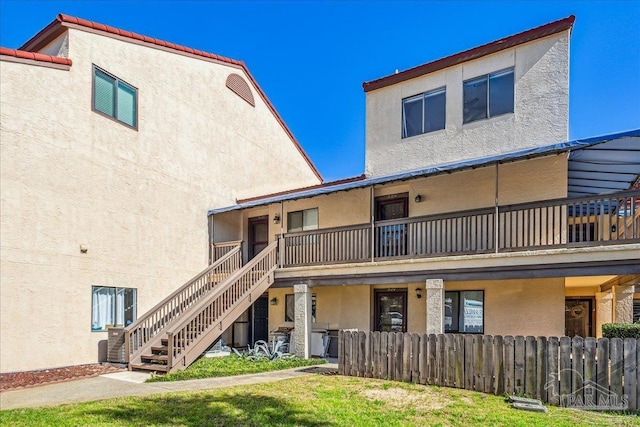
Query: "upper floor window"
463 68 514 124
93 65 137 129
402 87 446 138
287 208 318 233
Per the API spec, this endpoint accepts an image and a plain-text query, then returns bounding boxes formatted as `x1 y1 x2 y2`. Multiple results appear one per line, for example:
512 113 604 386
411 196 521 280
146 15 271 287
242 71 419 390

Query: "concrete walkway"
0 364 337 410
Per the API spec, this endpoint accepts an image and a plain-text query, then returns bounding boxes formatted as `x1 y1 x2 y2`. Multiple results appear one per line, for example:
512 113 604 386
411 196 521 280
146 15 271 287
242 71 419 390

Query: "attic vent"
226 73 255 107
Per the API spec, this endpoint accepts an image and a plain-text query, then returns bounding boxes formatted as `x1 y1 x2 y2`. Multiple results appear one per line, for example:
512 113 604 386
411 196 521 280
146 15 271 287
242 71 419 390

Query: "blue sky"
1 1 638 181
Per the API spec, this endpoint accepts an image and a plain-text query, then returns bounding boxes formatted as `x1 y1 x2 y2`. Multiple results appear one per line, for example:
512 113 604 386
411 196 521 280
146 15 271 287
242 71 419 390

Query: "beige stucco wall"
214 154 568 248
0 28 320 372
365 32 570 177
269 278 565 337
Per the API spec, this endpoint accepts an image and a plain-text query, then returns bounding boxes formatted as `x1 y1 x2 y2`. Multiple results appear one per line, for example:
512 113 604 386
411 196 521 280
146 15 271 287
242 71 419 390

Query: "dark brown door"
248 216 268 260
375 195 408 257
374 290 407 332
565 298 593 338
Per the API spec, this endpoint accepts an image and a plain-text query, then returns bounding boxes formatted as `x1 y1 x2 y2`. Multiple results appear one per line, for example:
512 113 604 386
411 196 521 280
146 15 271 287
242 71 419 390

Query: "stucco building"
1 14 638 374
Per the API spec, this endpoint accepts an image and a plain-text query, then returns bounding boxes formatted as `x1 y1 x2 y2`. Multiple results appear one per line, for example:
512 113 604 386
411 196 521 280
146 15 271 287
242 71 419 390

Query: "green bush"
602 322 640 339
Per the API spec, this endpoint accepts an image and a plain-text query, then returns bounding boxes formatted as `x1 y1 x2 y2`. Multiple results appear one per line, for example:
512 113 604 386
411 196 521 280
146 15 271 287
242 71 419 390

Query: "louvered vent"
226 73 255 107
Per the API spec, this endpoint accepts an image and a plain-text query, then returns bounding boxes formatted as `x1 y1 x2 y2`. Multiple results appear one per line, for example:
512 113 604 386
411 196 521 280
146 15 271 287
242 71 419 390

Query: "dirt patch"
0 363 125 391
360 386 452 411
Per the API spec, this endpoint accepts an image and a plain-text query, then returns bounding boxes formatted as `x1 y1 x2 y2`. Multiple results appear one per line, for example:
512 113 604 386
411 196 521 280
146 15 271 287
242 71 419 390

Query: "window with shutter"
92 65 138 129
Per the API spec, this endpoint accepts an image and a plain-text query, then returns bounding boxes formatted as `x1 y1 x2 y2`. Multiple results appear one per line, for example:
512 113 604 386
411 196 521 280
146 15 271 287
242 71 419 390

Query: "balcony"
280 190 639 267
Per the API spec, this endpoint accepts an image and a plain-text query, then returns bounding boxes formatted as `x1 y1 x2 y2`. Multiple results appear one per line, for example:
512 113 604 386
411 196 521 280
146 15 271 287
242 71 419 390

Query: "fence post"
623 338 637 411
596 337 609 406
483 335 494 394
504 336 515 395
525 336 536 397
547 337 560 406
514 336 525 395
403 333 412 382
535 336 547 402
380 332 389 380
419 334 428 385
609 338 624 402
338 330 344 375
571 336 584 406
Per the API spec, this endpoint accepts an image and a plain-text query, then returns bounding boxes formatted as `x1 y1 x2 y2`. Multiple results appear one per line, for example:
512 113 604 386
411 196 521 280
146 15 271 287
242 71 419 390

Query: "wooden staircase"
126 241 278 373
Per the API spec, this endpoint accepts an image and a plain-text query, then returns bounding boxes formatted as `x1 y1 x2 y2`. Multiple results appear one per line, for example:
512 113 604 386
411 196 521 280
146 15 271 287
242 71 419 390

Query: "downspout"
495 163 500 253
208 214 215 264
370 185 375 262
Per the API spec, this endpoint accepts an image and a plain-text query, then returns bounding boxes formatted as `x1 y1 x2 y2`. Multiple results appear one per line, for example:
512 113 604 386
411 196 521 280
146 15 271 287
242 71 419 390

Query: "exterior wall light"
270 297 278 305
273 214 280 224
414 195 423 203
415 287 422 298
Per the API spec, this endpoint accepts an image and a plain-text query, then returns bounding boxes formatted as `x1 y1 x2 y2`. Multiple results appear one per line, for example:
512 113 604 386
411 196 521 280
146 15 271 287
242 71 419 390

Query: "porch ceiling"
568 135 640 197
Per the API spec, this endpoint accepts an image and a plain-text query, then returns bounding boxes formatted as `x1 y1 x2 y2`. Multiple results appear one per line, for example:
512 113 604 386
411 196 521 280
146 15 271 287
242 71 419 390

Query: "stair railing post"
278 235 285 268
167 332 174 372
124 330 131 365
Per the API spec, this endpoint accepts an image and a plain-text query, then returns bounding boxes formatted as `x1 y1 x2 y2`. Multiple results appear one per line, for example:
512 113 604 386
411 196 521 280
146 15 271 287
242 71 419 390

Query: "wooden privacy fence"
338 331 639 411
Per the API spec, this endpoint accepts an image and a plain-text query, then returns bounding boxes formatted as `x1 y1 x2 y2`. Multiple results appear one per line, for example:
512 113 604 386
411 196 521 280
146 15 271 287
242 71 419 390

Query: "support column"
425 279 444 334
613 285 635 323
293 284 312 359
595 291 613 338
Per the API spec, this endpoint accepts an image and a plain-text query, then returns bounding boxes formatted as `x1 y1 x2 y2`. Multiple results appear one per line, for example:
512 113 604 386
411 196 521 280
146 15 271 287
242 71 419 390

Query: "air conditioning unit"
107 327 126 363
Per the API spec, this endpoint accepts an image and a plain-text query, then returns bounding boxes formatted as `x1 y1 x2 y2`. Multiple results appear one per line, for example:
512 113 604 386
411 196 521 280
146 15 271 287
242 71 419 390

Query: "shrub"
602 323 640 339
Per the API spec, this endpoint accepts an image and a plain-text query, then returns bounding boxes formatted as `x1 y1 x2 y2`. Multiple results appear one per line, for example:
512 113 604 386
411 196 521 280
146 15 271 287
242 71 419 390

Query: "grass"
1 375 638 426
146 355 327 382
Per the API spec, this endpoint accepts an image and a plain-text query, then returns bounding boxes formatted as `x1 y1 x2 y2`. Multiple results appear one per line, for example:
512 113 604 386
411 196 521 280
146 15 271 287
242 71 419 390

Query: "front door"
374 290 407 332
252 296 269 343
565 298 593 338
375 195 409 257
248 216 269 260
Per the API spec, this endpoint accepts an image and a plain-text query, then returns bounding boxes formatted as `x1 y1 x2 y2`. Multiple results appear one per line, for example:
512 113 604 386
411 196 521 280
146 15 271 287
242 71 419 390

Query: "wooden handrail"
166 241 278 369
281 190 640 266
125 243 241 361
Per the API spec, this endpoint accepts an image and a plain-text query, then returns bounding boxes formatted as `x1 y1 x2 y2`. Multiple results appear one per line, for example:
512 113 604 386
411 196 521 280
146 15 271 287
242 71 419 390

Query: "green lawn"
146 355 327 382
2 375 638 426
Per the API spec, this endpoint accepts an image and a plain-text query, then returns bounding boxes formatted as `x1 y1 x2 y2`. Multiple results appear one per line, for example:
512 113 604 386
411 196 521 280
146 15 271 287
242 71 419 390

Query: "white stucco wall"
365 32 570 177
0 28 320 372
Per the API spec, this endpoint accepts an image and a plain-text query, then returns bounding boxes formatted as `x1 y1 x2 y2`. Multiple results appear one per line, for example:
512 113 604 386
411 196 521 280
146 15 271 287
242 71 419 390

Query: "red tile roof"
18 14 322 182
0 46 72 66
236 174 367 204
362 15 575 93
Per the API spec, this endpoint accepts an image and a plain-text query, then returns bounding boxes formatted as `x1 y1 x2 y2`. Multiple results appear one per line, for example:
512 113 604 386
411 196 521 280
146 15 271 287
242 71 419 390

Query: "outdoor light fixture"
414 195 423 203
273 214 280 224
270 297 278 306
415 287 422 298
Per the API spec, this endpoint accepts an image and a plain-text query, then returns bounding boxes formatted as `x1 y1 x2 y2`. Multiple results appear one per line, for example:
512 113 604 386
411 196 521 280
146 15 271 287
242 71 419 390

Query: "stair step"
151 346 168 354
161 338 168 345
131 363 170 373
141 354 168 362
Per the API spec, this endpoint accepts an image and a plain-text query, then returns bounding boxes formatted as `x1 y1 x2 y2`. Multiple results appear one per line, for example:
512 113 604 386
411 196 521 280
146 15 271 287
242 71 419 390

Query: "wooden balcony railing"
212 240 243 262
282 190 640 267
125 243 242 362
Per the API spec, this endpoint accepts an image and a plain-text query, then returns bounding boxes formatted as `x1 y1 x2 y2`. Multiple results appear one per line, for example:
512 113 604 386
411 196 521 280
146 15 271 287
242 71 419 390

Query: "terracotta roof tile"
16 13 322 181
0 46 72 66
363 15 575 92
